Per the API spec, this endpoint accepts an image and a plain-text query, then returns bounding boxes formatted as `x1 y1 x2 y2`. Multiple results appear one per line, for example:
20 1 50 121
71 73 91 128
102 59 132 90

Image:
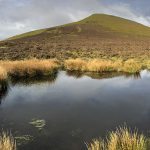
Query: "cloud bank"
0 0 150 39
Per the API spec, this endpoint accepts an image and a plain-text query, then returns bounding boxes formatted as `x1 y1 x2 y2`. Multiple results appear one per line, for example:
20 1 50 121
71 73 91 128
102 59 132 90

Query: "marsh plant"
65 58 142 73
0 66 8 81
0 59 59 80
87 127 148 150
0 131 16 150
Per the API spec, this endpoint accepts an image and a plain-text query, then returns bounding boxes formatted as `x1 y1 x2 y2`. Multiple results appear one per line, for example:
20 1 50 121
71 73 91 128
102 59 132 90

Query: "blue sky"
0 0 150 39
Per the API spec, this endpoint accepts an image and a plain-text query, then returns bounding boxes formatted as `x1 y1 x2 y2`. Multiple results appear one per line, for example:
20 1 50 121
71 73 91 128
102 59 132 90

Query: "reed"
87 127 147 150
0 131 16 150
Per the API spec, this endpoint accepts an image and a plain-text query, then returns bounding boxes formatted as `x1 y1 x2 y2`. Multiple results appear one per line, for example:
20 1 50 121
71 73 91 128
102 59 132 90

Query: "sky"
0 0 150 40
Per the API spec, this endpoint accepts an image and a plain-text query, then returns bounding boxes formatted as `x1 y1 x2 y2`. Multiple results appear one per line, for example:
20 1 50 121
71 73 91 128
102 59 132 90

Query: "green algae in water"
29 119 46 130
15 135 34 146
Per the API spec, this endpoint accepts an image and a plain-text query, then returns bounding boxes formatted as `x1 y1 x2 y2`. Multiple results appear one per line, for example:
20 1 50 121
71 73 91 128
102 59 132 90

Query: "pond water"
0 70 150 150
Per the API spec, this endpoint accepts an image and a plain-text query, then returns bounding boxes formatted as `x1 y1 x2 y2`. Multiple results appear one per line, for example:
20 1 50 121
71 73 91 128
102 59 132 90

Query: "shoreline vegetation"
64 58 142 73
0 58 150 82
0 131 16 150
0 59 59 82
87 127 149 150
1 127 149 150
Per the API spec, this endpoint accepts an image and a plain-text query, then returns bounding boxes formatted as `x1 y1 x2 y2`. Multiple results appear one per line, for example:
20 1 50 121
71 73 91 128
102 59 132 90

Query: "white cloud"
0 0 150 40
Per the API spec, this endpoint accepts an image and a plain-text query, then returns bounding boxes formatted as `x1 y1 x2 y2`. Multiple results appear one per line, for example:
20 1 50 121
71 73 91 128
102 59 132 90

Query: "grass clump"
122 59 142 73
0 66 8 81
87 59 122 72
0 59 59 78
64 59 123 73
64 58 143 73
87 127 147 150
64 58 87 71
0 131 16 150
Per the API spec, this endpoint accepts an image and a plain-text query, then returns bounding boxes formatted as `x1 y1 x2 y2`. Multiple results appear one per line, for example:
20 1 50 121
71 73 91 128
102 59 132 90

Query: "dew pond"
0 70 150 150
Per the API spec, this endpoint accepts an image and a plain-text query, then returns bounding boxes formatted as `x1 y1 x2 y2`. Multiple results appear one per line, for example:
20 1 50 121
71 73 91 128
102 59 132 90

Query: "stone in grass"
29 119 46 130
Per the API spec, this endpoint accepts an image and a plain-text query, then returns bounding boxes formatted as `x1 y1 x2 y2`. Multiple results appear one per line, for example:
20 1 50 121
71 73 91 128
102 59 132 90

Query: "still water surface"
0 71 150 150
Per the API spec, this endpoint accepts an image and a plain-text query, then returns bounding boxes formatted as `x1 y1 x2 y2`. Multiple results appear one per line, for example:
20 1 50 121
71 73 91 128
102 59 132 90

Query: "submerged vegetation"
0 131 16 150
87 127 148 150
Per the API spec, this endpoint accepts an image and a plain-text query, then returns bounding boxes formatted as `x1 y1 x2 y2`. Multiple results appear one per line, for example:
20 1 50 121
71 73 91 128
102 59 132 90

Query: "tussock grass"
65 59 142 73
0 131 16 150
64 59 123 72
145 60 150 70
123 59 142 73
64 59 87 71
0 59 59 78
87 127 147 150
0 66 8 81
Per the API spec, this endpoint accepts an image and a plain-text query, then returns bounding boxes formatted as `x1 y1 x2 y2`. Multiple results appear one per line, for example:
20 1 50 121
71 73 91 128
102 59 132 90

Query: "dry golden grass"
0 131 16 150
0 59 59 78
0 58 146 81
64 59 143 73
145 60 150 70
0 66 8 81
122 59 142 73
87 127 147 150
64 59 123 72
87 59 123 72
64 59 87 71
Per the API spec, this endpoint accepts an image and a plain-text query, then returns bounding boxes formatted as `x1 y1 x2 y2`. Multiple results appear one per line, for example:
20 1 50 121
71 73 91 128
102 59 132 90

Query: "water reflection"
66 71 141 80
10 71 58 86
0 81 9 105
124 72 141 79
0 70 149 150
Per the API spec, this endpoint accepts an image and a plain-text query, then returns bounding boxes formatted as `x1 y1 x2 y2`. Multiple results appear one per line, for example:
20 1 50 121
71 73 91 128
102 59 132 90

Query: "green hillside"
9 14 150 40
8 28 47 40
78 14 150 37
2 14 150 60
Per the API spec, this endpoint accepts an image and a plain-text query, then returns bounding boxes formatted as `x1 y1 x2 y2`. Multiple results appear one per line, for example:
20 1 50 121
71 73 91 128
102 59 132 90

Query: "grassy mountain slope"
1 14 150 60
78 14 150 37
9 14 150 40
9 28 46 40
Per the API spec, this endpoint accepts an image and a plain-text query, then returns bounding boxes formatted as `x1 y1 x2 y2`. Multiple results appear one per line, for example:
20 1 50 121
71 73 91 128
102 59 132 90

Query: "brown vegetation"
0 59 59 80
0 131 16 150
1 14 150 60
64 59 142 73
87 127 148 150
0 66 8 81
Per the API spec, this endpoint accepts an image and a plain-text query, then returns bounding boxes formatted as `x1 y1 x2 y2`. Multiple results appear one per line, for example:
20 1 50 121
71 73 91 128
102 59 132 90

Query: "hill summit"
1 14 150 60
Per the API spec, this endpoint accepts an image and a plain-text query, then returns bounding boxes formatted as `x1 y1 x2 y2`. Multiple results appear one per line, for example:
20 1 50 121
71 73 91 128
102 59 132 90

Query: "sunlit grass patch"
64 58 144 73
0 131 16 150
0 66 8 81
64 58 87 71
64 59 124 73
87 126 147 150
0 59 59 78
122 59 142 73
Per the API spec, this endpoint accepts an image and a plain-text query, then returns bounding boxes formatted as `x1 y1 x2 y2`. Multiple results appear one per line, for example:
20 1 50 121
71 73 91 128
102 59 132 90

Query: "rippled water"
0 70 150 150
